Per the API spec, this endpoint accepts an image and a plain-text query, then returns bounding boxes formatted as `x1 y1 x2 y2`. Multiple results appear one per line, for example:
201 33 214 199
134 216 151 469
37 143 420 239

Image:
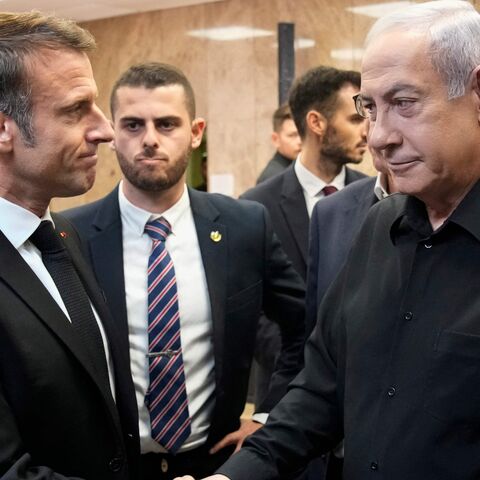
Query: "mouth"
135 156 168 162
387 158 420 172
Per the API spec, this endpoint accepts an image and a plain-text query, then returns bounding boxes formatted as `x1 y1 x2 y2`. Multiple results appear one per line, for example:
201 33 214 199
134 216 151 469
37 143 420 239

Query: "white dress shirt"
119 182 215 454
0 196 115 397
374 172 390 200
294 156 346 217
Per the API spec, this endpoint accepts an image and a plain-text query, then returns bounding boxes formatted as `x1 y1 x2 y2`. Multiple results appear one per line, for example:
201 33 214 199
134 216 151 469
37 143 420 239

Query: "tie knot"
322 185 338 197
145 217 171 243
30 220 65 254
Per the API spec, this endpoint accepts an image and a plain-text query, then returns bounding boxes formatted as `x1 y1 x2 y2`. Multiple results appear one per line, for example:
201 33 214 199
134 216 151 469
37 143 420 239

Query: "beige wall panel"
52 0 456 209
203 0 257 197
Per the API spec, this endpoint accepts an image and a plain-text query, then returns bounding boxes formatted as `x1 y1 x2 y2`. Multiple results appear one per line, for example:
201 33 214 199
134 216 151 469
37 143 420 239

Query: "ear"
191 117 206 149
306 110 327 138
471 65 480 122
271 131 280 149
0 113 14 153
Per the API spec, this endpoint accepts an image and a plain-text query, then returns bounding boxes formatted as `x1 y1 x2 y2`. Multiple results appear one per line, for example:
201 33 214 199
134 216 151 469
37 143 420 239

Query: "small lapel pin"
59 231 68 239
210 230 222 242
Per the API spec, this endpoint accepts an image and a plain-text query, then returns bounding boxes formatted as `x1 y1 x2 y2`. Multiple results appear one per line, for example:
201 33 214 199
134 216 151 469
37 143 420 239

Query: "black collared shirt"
220 181 480 480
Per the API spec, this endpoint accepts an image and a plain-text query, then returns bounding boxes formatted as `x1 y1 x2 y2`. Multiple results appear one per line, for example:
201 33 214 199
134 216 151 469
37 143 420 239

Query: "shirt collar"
118 180 190 237
0 196 53 249
374 172 390 201
294 154 346 197
389 180 480 245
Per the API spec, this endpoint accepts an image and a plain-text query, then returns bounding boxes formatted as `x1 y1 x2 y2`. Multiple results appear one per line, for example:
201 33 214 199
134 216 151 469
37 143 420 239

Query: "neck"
0 181 48 217
300 145 342 183
122 180 185 214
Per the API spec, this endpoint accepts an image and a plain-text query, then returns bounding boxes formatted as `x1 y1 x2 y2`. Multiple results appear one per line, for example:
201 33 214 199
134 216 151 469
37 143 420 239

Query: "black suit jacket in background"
63 186 305 448
0 214 140 480
306 176 377 337
256 151 292 185
242 163 366 405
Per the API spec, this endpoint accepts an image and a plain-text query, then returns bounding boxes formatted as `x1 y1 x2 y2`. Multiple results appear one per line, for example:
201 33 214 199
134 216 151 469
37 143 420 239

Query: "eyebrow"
361 83 424 102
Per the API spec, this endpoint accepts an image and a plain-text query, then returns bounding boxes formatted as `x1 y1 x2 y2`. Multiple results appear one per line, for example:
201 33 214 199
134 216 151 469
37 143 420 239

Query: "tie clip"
146 349 179 358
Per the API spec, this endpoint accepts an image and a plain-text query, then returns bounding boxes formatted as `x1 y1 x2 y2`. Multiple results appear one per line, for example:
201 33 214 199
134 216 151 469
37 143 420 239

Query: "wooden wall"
51 0 473 210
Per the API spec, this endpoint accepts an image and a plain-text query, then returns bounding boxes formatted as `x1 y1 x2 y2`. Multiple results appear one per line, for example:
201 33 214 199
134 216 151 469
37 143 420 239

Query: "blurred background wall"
49 0 478 210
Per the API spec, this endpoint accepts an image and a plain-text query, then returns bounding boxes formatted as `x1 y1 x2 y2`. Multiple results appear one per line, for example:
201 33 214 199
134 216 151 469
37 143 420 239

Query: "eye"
124 120 142 132
393 98 416 112
157 119 177 131
363 102 377 121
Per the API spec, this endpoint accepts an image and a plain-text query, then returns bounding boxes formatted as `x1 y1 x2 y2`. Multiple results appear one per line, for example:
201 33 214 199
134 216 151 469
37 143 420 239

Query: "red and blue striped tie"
144 217 191 453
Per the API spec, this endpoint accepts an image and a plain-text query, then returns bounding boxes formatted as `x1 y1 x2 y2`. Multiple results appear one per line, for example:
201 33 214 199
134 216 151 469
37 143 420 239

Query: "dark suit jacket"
243 163 366 281
256 151 292 185
242 164 366 405
0 214 139 480
306 177 377 336
63 186 305 448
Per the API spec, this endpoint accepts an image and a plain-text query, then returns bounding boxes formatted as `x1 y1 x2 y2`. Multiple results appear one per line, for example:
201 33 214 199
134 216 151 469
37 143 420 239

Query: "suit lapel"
84 188 130 357
279 167 309 266
189 188 227 390
0 231 119 414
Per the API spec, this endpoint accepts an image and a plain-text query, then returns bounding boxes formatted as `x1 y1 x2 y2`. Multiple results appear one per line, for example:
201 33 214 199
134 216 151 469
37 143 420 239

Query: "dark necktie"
322 185 338 196
30 220 109 384
144 217 191 453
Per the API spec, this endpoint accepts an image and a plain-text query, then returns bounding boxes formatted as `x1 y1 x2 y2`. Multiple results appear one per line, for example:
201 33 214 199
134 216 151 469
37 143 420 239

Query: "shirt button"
404 311 413 321
387 386 396 397
371 461 378 471
108 457 123 472
424 243 432 249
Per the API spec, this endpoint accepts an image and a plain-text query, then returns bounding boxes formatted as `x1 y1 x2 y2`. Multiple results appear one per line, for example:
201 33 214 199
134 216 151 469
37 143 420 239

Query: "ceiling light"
330 48 364 61
346 1 415 18
188 26 274 41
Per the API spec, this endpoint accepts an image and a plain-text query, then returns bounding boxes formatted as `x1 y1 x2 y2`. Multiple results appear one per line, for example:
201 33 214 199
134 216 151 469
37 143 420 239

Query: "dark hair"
288 66 360 138
0 11 96 146
110 62 196 119
272 103 293 132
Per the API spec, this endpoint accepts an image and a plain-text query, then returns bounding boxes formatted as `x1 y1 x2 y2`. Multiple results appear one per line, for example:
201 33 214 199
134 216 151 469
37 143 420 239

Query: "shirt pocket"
424 329 480 425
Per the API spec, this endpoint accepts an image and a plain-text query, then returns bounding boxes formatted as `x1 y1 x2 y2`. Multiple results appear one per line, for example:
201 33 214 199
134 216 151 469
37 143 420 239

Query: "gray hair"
0 11 95 146
365 0 480 99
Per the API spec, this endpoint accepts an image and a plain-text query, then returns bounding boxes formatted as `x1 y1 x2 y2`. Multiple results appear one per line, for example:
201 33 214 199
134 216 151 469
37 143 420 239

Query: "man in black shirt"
175 1 480 479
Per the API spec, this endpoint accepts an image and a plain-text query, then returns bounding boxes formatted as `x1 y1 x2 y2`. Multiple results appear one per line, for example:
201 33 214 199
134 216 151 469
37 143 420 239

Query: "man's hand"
173 476 230 480
209 419 263 454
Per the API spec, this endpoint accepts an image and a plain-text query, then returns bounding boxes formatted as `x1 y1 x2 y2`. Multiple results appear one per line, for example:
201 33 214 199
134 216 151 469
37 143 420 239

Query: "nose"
142 123 159 148
87 104 114 144
367 111 401 152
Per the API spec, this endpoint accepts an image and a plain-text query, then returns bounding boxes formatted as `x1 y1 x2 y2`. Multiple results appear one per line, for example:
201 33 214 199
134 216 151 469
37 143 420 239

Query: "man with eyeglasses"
175 1 480 479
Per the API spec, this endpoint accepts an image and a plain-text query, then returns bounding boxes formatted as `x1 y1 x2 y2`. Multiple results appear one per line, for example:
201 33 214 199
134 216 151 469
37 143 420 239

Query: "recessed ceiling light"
346 1 415 18
330 48 365 61
188 26 274 41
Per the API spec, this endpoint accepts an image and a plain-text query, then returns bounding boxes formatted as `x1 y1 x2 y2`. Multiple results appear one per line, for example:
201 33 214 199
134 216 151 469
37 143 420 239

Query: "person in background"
64 62 305 480
256 103 301 184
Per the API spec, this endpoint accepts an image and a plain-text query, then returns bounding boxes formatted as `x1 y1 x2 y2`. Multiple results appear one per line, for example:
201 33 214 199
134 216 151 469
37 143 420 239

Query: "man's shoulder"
62 188 119 231
243 166 293 203
190 188 266 217
345 166 368 183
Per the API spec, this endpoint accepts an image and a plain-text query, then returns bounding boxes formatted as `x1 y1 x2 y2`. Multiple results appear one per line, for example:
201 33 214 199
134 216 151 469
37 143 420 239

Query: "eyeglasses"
353 93 369 119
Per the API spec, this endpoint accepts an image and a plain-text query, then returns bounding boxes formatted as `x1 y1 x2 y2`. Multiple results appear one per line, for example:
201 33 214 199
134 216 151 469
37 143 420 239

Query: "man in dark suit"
64 63 305 480
256 104 301 184
0 11 139 480
243 66 367 413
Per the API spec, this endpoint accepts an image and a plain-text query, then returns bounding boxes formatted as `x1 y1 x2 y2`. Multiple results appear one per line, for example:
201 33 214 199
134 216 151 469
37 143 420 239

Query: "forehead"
361 31 440 96
28 49 96 103
279 118 297 133
114 84 189 118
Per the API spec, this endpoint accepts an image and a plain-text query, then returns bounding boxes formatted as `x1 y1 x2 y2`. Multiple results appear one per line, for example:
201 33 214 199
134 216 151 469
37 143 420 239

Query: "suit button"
404 311 413 321
387 386 396 397
108 456 123 472
370 461 378 471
